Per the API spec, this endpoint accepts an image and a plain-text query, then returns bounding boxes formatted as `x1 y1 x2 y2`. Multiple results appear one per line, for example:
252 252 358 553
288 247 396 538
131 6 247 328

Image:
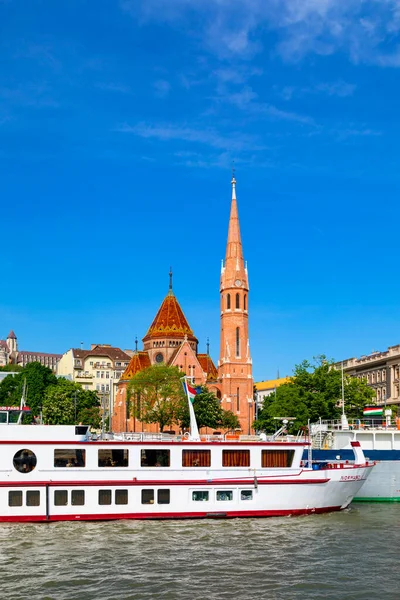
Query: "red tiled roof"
143 292 198 343
197 354 218 380
72 346 131 361
0 340 9 349
121 351 152 380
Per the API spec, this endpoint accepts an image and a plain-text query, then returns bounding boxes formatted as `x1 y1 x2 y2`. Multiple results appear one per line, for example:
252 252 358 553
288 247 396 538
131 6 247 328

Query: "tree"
178 386 241 432
0 373 20 405
42 379 100 426
254 355 374 433
218 409 241 431
0 362 57 416
178 386 222 430
127 365 186 432
0 364 23 372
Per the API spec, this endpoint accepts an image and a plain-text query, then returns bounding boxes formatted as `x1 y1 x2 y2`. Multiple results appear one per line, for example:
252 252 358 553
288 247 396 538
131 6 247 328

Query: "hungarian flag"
183 381 198 403
363 406 383 416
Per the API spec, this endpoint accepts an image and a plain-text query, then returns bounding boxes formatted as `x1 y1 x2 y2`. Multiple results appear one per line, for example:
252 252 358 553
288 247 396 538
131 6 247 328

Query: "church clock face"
235 279 242 287
155 352 164 363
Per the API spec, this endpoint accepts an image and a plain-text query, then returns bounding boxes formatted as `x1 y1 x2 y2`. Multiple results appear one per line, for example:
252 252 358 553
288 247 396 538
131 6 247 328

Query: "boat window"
142 489 154 504
115 489 128 505
13 449 37 473
261 450 295 468
98 489 112 505
157 489 170 505
192 491 209 502
240 490 253 501
222 450 250 467
8 491 22 507
98 449 129 467
216 491 233 501
75 426 89 436
26 490 40 506
182 450 211 467
0 412 7 424
54 449 86 468
72 490 85 506
141 449 170 467
54 490 68 506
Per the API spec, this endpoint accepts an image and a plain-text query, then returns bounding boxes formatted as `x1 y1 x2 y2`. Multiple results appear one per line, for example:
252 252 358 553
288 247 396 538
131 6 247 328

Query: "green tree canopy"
254 355 374 433
127 364 186 432
42 379 101 426
0 362 57 415
178 386 241 432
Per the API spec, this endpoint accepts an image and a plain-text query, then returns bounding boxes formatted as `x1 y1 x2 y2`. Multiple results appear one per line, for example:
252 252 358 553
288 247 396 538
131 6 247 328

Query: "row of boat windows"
13 449 295 473
7 488 254 507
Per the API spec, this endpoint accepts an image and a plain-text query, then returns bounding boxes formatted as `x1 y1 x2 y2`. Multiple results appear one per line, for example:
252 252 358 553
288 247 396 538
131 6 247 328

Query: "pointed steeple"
221 175 248 291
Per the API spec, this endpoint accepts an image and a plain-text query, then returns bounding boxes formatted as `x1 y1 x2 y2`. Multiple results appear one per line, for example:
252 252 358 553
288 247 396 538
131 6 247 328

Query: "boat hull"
0 468 372 522
310 450 400 502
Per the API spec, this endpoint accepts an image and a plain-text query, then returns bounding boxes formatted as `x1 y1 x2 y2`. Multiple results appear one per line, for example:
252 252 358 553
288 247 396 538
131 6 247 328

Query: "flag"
183 381 197 404
363 406 383 416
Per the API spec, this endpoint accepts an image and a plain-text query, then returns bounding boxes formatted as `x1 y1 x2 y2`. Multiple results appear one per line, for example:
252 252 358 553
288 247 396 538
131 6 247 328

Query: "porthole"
13 449 37 473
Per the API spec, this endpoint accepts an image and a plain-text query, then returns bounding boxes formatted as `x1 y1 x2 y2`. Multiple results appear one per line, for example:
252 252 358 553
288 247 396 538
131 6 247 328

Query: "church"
111 176 254 434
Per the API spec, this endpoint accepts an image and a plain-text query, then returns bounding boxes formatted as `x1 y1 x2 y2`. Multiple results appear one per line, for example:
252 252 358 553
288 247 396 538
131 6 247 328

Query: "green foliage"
42 385 75 424
0 363 101 426
0 362 57 415
127 364 186 432
254 355 374 433
0 364 24 372
218 409 241 431
177 386 241 432
42 379 100 426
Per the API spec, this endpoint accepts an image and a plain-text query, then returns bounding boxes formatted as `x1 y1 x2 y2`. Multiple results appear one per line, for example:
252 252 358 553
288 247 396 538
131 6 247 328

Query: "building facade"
57 344 132 414
112 176 254 434
340 345 400 406
254 377 291 410
0 330 61 372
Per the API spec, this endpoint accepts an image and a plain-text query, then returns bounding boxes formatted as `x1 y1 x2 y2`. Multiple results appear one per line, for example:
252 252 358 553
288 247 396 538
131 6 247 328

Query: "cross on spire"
168 266 173 296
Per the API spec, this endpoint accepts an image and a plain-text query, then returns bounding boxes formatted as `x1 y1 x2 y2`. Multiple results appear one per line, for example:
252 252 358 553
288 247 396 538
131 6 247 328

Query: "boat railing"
107 432 264 443
311 419 398 433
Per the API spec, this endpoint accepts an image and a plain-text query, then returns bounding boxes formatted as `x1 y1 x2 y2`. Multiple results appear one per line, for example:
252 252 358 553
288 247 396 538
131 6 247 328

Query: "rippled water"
0 504 398 600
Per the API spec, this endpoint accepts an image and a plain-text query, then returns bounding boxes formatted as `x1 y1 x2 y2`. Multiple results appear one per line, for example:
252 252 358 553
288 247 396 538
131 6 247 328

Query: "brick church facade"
111 176 254 434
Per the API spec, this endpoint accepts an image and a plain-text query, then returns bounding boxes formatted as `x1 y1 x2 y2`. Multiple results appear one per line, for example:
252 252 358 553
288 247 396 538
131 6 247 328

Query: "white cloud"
115 121 264 152
121 0 400 65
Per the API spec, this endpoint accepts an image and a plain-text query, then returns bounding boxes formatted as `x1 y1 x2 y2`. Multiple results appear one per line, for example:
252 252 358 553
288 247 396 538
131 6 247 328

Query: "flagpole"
181 376 200 441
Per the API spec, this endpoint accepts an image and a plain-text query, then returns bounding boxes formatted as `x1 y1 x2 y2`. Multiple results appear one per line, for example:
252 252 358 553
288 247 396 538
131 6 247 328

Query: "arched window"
227 294 231 309
244 294 247 310
236 327 240 357
236 293 240 309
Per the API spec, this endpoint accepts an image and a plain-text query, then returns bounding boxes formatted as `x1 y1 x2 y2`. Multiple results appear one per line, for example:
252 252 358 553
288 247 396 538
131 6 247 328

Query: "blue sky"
2 0 400 381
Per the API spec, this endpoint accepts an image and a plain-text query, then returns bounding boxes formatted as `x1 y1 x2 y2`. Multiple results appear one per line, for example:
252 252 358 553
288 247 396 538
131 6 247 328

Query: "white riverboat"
310 418 400 502
0 406 375 522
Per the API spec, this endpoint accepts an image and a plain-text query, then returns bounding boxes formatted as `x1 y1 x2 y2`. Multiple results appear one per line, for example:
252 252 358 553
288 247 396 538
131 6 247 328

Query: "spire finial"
207 337 210 355
231 162 236 200
135 336 138 352
168 266 173 295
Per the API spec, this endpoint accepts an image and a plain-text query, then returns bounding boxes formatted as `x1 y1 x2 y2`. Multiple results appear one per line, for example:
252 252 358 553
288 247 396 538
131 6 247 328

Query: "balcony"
75 372 93 379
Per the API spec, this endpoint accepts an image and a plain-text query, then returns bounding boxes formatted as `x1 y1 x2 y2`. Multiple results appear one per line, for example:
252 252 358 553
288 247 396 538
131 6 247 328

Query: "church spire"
221 174 248 291
168 266 173 296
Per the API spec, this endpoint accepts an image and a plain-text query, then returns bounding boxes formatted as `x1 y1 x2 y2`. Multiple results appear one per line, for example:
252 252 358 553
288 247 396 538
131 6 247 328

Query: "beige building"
340 344 400 406
254 377 291 411
57 344 132 415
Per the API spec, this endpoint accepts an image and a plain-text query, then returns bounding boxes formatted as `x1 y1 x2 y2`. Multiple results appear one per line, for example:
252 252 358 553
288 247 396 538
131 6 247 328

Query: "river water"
0 504 398 600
